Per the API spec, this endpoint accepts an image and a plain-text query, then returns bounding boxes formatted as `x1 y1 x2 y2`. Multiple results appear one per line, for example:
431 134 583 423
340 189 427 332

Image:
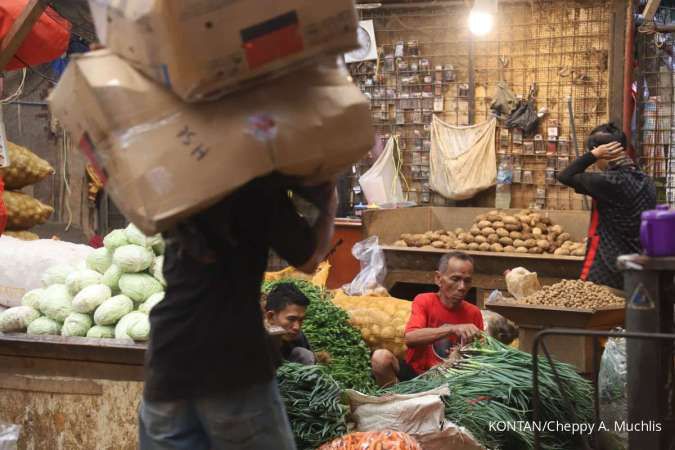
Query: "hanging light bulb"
469 0 498 36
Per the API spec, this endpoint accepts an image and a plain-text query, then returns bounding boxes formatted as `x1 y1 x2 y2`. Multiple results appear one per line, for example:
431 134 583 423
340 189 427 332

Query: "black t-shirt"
143 174 316 401
280 331 312 360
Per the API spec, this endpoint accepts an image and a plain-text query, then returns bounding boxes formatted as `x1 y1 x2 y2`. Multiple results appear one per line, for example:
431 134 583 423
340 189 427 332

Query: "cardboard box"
89 0 359 102
49 50 373 234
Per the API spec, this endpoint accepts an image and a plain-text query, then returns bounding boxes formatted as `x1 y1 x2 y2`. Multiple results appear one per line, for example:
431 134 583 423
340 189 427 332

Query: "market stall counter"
363 206 590 305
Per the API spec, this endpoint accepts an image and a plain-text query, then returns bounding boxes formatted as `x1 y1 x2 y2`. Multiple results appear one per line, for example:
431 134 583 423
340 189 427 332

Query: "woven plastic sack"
429 116 496 200
318 431 422 450
333 291 411 358
264 261 331 287
3 191 53 230
359 136 406 205
0 142 55 189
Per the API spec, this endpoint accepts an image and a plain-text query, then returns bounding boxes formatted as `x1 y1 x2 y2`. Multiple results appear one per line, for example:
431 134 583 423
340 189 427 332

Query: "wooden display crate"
486 300 625 373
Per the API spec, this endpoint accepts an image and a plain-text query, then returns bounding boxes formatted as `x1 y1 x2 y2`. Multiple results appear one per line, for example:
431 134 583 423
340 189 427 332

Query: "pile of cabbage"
0 224 166 342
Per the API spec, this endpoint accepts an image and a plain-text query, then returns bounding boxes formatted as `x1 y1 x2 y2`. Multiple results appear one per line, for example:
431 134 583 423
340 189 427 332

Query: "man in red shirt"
372 251 483 386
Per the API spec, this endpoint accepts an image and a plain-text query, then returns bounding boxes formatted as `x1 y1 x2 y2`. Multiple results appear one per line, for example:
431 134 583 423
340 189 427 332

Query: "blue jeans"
139 380 296 450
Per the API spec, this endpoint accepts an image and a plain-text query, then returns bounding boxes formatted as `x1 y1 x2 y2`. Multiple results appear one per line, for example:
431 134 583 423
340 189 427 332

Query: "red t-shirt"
404 293 484 374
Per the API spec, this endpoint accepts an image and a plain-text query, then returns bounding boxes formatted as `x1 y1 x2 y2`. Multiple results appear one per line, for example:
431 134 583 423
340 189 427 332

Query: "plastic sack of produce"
0 236 92 307
333 290 410 358
318 431 422 450
345 388 483 450
265 261 331 287
0 142 55 190
2 191 53 230
504 267 541 301
599 330 627 443
342 236 387 296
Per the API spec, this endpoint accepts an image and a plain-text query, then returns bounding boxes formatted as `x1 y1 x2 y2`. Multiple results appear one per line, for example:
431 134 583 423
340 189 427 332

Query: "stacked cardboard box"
50 0 373 234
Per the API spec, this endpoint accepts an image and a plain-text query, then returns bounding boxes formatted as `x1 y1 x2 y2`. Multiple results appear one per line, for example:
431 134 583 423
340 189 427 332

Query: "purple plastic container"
640 205 675 257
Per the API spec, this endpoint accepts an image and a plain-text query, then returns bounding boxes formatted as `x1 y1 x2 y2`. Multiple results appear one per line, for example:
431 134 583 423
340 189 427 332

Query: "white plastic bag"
359 136 406 205
0 236 92 307
505 267 541 301
429 116 496 200
342 236 387 296
599 330 627 444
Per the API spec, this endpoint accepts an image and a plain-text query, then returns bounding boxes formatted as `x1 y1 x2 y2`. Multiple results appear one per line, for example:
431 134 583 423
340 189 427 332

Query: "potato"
528 246 543 254
393 240 408 247
572 248 586 256
515 246 529 253
503 245 516 253
519 209 532 216
468 243 480 251
549 225 563 235
534 222 548 232
481 227 496 237
4 191 54 230
424 231 434 238
554 248 571 256
536 240 550 250
459 233 475 243
490 243 504 252
556 232 571 244
477 220 492 229
521 232 534 241
430 233 443 241
540 216 552 225
492 221 505 229
502 215 519 225
510 231 523 240
505 223 522 231
417 237 431 246
529 213 542 225
474 235 487 244
513 239 526 247
454 228 465 235
478 242 491 252
532 227 543 237
487 211 502 221
455 242 469 250
516 214 530 224
470 226 482 236
0 142 55 190
496 228 509 237
562 240 575 249
432 240 445 249
487 234 499 244
434 229 447 236
499 236 514 246
476 214 488 222
401 233 412 240
524 239 537 248
521 223 531 233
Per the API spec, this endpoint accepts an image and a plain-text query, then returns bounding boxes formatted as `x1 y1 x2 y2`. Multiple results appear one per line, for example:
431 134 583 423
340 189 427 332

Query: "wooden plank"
0 373 103 395
608 0 627 126
642 0 662 21
0 0 49 71
0 355 145 381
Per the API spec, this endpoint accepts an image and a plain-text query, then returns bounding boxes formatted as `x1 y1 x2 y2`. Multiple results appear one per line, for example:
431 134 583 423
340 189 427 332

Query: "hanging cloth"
359 136 406 205
429 116 497 200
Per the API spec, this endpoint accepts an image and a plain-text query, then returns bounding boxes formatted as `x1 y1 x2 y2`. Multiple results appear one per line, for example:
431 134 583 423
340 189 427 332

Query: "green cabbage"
41 264 76 286
27 317 62 335
0 306 40 332
72 284 112 313
94 295 134 326
127 314 150 341
87 325 115 339
61 312 93 337
113 245 154 273
65 269 103 296
151 255 166 287
125 223 148 247
86 247 113 274
21 288 45 309
115 311 147 341
40 284 73 322
150 235 165 255
138 292 164 314
101 264 122 293
119 273 163 302
103 229 129 251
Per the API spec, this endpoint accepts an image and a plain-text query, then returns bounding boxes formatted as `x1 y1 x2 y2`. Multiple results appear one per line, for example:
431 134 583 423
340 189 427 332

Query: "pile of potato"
392 209 587 256
1 142 54 237
519 279 625 309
